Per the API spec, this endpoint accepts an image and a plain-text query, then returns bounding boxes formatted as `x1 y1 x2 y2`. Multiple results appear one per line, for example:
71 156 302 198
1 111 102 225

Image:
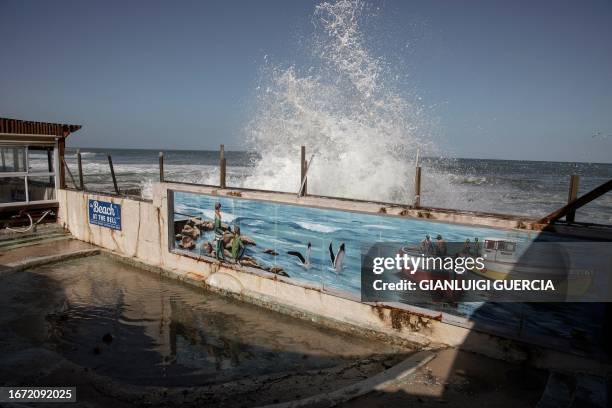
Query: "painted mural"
171 191 533 294
170 190 607 352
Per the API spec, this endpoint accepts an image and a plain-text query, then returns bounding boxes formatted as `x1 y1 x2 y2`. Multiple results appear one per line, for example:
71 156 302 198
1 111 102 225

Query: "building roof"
0 117 81 138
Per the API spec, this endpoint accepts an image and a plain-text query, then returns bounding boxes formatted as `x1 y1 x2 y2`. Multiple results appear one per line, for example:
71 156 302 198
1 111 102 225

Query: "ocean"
64 147 612 225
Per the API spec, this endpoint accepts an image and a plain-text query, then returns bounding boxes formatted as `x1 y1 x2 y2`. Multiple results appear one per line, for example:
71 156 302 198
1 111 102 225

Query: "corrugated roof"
0 117 81 137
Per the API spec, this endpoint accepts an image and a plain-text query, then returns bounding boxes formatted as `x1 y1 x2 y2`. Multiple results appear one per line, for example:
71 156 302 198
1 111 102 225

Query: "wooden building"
0 117 81 216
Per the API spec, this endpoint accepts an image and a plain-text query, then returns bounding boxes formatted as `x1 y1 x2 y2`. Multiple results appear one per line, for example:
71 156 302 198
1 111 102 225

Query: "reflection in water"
30 256 407 386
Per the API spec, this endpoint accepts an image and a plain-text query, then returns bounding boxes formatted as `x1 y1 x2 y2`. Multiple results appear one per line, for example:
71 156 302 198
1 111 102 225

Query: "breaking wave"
243 0 446 204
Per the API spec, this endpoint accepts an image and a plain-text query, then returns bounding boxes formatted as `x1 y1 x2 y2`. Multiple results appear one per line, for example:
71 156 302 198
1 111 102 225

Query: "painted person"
231 225 245 262
473 237 482 256
420 235 434 255
462 239 472 256
214 202 225 260
435 234 447 257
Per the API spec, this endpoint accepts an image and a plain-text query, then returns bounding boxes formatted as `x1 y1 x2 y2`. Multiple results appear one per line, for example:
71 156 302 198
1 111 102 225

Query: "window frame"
0 142 59 207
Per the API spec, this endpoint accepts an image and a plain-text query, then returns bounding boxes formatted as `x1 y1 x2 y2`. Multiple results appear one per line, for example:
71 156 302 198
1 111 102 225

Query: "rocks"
263 248 278 256
201 241 213 255
200 221 214 231
175 234 182 241
240 259 259 269
179 236 196 250
241 235 256 246
269 266 289 277
182 224 201 239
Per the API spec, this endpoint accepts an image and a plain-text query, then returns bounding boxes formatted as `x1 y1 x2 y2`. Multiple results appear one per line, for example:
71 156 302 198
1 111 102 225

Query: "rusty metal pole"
300 146 307 196
159 152 164 182
566 174 580 223
76 149 84 191
414 167 422 208
219 144 226 189
108 155 120 195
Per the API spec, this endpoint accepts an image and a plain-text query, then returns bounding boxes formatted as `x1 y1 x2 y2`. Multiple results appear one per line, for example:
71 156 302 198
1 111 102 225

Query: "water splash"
243 0 437 203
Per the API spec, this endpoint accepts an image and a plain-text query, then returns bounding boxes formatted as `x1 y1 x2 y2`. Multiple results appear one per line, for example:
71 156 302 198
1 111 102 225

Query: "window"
0 147 26 173
0 144 57 206
485 240 497 250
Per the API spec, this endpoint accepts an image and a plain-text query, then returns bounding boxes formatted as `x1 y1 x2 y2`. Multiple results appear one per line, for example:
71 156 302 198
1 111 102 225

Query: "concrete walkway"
0 227 99 273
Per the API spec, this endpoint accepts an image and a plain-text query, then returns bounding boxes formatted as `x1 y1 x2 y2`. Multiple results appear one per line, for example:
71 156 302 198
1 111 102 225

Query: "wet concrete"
0 254 411 406
0 238 94 265
338 348 548 408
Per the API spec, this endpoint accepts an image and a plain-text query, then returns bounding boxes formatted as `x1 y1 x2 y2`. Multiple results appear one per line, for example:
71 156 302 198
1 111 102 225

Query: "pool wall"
56 184 604 373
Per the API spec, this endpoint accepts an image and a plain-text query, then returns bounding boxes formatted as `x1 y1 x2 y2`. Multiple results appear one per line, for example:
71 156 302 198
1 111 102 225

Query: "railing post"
220 144 226 189
159 151 164 182
62 158 78 189
566 174 580 223
300 145 307 196
107 155 120 195
76 149 84 191
413 166 422 208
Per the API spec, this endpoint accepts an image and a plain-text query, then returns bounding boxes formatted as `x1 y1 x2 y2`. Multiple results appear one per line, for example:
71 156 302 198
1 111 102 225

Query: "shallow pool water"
0 255 407 387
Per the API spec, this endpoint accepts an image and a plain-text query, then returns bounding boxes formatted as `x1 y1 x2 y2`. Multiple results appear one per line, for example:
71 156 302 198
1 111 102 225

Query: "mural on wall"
171 190 532 296
170 190 607 351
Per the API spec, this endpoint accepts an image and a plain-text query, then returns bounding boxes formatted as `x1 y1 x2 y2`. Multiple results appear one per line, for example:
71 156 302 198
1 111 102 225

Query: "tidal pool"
0 255 409 391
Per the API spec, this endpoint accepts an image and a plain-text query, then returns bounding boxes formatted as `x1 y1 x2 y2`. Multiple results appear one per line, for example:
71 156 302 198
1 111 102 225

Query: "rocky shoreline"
174 217 289 277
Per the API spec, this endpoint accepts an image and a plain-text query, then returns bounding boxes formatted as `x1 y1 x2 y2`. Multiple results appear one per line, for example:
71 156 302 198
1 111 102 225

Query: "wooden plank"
77 149 84 190
159 151 164 182
300 145 307 196
219 144 226 188
540 179 612 224
566 175 580 223
414 166 422 208
108 155 120 195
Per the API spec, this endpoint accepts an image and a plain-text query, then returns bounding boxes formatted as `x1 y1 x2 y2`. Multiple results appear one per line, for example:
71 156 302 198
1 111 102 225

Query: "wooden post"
159 152 164 182
414 166 422 208
108 155 120 195
62 158 78 189
566 175 580 223
58 139 66 188
219 144 226 189
300 146 307 196
76 149 84 191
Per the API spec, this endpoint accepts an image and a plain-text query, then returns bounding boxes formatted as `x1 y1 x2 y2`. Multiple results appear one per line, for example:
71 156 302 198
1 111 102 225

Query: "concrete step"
0 223 66 243
0 232 70 249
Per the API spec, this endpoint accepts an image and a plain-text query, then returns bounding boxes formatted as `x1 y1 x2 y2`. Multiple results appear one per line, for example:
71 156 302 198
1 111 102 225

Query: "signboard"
88 199 121 230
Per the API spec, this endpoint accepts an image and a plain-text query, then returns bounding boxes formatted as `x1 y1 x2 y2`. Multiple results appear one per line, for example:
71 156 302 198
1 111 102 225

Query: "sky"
1 0 611 163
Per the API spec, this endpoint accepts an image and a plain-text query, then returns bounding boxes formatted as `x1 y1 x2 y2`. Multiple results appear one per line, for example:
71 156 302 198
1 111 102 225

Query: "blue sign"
88 199 122 230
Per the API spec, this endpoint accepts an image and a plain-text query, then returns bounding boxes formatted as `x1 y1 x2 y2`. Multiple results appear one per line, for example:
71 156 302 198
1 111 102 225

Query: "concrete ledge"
1 248 101 275
259 350 436 408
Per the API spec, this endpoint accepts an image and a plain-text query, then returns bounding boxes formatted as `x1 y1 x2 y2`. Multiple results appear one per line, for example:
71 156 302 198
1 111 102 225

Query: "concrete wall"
56 184 604 373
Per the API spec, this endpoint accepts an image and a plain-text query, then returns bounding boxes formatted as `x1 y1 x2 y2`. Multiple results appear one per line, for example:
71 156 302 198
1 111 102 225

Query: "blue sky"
1 0 611 163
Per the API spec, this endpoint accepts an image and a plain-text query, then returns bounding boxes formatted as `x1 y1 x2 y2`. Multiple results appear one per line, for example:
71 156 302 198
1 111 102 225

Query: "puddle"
0 255 409 388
